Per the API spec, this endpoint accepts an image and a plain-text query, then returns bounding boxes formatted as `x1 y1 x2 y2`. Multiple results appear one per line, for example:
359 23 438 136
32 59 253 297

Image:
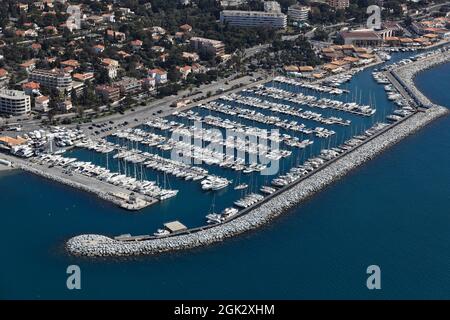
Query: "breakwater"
392 48 450 107
67 104 449 257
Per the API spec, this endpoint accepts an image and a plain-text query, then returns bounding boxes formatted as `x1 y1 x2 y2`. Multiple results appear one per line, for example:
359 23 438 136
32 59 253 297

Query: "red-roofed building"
0 68 9 81
19 60 36 73
30 43 42 52
44 26 58 35
72 73 95 82
61 59 80 69
106 29 126 42
179 24 193 33
93 44 105 54
95 84 120 102
130 39 143 51
22 81 41 94
148 68 168 84
177 65 192 80
117 51 131 59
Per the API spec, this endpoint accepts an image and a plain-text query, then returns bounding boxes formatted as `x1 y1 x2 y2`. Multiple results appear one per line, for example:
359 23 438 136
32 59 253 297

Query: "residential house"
34 95 50 112
22 81 41 95
57 100 73 112
114 77 142 95
0 68 9 81
130 39 143 51
101 58 119 79
182 52 200 62
61 59 80 70
179 24 193 33
72 73 95 82
19 60 36 73
148 68 168 84
93 44 105 53
177 65 192 80
142 77 156 91
106 29 126 42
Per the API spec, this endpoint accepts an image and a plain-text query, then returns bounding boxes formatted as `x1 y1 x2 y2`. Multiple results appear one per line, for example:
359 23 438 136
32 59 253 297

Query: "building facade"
95 85 120 102
29 69 73 92
220 10 287 29
288 4 311 23
190 37 226 57
339 30 383 46
0 89 31 115
114 77 142 95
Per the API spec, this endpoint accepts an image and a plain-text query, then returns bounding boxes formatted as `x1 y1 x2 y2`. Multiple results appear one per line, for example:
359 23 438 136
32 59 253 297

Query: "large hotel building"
220 8 287 29
29 69 73 92
0 89 31 116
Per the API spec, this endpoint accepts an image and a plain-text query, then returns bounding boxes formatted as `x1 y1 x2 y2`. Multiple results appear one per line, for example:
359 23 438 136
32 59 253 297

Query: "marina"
1 50 449 299
0 46 448 257
66 102 448 256
64 48 449 256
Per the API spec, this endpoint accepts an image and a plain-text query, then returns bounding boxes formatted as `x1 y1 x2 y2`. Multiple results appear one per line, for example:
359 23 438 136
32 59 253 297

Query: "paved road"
92 72 271 139
1 70 267 136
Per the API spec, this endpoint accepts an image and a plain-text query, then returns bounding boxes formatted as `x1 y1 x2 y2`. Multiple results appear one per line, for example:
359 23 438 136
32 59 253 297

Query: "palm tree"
232 49 247 75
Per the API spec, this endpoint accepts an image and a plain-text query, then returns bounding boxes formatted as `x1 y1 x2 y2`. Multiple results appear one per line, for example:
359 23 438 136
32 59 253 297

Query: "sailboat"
205 194 222 224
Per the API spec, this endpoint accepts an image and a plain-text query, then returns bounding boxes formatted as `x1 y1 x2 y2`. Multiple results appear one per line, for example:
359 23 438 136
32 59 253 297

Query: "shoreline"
66 50 450 257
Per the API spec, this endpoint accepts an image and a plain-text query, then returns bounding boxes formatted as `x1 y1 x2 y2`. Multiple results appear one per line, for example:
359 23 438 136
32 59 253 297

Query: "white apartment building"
288 4 311 23
190 37 226 57
220 10 287 29
0 89 31 116
29 69 73 92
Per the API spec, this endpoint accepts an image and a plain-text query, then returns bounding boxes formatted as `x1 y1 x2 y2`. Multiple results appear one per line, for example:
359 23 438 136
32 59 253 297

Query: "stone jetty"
393 48 450 107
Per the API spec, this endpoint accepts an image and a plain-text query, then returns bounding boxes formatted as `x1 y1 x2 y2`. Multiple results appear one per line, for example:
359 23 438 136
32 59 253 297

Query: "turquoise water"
0 58 449 299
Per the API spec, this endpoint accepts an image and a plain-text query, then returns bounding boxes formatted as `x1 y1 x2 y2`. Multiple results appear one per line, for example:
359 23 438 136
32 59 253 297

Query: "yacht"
234 183 248 190
206 213 222 224
153 229 170 237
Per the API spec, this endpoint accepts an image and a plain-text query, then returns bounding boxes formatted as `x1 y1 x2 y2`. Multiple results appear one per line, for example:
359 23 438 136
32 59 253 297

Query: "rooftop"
0 136 27 146
164 221 187 233
0 89 29 98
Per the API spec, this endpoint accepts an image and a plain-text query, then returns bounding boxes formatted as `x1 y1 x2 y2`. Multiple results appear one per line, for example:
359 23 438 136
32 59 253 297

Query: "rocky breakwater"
67 104 448 257
394 49 450 107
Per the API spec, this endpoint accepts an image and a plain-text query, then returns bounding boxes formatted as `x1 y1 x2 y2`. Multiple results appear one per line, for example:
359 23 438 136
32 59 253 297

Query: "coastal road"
2 70 268 137
91 72 271 139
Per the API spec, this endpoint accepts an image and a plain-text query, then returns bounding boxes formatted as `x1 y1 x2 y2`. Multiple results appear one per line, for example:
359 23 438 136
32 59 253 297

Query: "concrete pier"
0 153 156 210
